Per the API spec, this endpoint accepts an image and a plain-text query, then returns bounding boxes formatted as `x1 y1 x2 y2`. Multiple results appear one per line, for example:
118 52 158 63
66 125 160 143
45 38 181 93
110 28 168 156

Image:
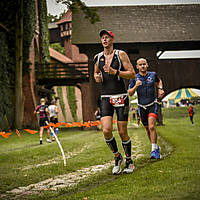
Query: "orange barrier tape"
0 120 116 139
24 129 38 134
0 132 12 139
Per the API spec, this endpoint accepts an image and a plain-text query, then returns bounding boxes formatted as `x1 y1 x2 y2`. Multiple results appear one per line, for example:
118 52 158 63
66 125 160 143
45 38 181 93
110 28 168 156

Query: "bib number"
110 95 124 107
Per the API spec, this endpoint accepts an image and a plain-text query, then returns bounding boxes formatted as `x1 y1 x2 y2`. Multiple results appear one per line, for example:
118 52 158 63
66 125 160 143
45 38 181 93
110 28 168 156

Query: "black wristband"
115 70 119 76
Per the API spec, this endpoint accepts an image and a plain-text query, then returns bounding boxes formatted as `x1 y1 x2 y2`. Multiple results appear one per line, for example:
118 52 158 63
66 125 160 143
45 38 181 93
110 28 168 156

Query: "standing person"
188 103 195 125
94 29 136 174
128 58 165 159
48 99 59 141
34 98 51 144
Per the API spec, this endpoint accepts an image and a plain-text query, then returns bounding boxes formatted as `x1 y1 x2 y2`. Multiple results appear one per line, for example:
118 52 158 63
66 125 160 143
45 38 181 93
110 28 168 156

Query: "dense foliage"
0 0 18 130
38 0 50 62
50 43 65 55
23 0 36 71
0 0 47 130
0 31 15 130
56 0 100 24
56 86 67 121
67 86 77 121
47 11 66 23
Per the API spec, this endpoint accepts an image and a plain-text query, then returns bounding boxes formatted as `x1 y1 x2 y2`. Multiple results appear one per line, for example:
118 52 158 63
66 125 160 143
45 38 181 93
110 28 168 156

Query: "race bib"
110 95 124 107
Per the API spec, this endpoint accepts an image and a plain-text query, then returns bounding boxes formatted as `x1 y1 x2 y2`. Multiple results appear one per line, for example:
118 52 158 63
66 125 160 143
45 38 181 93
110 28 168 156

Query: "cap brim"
99 29 113 38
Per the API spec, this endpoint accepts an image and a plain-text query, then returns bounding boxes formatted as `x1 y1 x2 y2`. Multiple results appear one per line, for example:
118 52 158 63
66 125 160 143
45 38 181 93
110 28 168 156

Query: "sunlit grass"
0 105 199 200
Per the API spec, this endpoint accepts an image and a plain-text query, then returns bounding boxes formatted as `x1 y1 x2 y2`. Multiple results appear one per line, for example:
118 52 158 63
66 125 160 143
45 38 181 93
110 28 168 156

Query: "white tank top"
48 105 57 118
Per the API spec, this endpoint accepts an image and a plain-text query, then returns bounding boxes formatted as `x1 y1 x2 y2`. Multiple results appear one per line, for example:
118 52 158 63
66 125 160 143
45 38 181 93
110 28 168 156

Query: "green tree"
56 0 100 24
8 0 100 129
47 11 66 23
50 43 65 55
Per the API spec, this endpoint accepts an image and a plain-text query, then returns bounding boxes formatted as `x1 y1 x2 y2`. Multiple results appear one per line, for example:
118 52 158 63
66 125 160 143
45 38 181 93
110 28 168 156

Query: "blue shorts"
138 103 158 126
100 95 129 121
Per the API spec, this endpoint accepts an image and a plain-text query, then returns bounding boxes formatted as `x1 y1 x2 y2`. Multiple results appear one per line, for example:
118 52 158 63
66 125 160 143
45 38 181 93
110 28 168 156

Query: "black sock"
122 138 132 160
105 136 118 155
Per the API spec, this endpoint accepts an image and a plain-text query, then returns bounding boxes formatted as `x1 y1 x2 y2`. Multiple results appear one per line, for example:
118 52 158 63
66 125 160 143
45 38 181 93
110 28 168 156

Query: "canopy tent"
169 88 199 100
163 88 200 102
163 88 200 107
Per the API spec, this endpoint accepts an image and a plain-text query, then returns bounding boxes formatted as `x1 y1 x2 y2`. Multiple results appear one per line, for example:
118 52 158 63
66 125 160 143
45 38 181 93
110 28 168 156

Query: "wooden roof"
72 4 200 44
49 47 73 63
57 9 72 25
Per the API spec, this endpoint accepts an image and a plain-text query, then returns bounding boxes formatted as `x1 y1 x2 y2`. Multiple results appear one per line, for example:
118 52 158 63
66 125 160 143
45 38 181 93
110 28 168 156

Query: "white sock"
152 143 157 151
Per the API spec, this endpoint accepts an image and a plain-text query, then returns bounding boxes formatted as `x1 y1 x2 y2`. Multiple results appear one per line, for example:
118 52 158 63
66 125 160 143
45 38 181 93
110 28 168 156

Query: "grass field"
0 105 199 200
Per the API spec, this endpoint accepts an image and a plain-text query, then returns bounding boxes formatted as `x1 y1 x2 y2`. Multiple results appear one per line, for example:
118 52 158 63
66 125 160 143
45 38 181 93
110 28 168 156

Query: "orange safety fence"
0 120 118 139
0 132 12 139
24 129 38 134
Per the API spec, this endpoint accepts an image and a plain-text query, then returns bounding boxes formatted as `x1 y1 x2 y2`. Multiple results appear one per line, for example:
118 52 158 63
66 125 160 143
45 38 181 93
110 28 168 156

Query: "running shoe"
150 150 156 159
150 146 160 159
155 146 160 159
112 154 124 175
123 159 135 174
46 138 52 143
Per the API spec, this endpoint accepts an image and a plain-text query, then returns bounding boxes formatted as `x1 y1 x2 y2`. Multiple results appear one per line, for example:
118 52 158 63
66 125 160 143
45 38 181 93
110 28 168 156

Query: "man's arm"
128 78 142 96
118 50 135 79
34 106 39 114
55 105 58 114
45 107 49 115
156 78 165 99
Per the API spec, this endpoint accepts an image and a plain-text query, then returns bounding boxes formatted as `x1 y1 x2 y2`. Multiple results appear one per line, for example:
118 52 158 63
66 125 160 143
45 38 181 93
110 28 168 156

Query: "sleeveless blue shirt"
129 72 159 105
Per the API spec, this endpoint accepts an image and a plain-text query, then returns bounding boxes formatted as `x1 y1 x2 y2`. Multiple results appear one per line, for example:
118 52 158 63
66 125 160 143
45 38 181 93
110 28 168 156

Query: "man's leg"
101 116 119 156
190 115 194 124
46 127 51 143
148 116 157 144
144 126 151 142
148 116 160 159
101 116 123 174
118 121 134 173
40 126 43 144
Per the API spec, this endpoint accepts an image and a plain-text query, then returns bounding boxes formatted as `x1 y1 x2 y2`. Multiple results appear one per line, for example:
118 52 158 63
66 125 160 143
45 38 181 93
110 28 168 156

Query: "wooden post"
15 0 24 129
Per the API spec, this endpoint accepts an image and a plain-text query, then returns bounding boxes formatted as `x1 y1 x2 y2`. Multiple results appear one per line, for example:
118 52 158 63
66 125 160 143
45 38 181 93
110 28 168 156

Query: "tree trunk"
15 0 24 129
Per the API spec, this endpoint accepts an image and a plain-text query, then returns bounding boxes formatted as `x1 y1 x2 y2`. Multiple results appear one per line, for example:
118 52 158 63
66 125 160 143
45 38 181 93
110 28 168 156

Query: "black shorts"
40 117 49 127
100 95 129 121
138 103 158 126
50 116 58 124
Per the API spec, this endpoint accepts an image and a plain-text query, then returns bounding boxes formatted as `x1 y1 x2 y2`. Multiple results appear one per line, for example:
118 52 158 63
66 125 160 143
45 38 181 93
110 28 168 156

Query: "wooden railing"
35 62 89 86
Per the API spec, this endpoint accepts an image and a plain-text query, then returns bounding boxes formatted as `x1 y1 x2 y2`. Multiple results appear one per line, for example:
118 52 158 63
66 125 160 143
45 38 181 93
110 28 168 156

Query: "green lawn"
0 105 199 200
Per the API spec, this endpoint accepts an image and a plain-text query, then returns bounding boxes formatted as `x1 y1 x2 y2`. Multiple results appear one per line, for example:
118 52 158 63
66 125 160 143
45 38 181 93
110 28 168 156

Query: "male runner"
94 29 136 174
128 58 165 159
48 99 59 141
